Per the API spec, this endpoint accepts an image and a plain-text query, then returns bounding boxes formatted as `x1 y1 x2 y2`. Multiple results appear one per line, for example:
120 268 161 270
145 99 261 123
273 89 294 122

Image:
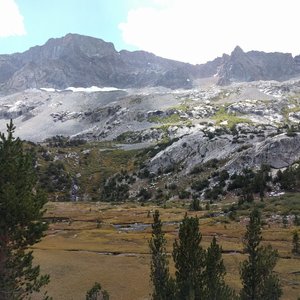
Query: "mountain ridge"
0 33 299 94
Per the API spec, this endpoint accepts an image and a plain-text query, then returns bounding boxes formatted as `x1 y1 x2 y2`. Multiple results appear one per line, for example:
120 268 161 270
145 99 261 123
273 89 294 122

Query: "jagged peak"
231 45 245 56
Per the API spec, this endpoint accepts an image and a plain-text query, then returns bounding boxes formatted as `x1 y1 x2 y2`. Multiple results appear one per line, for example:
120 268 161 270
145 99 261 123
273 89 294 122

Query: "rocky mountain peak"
217 46 300 85
231 45 245 56
20 33 117 63
0 34 300 95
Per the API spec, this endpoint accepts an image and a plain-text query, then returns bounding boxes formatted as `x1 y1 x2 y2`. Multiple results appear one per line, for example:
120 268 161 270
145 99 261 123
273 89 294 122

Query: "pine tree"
86 282 109 300
240 209 282 300
172 215 205 300
203 236 236 300
149 210 174 300
292 231 300 255
0 121 50 299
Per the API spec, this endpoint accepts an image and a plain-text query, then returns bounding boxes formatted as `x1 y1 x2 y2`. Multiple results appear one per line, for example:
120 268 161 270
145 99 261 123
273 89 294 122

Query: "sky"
0 0 299 64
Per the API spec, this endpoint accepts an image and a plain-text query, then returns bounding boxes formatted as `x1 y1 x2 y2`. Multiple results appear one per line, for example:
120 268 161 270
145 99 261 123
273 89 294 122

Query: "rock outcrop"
218 46 299 85
147 131 300 175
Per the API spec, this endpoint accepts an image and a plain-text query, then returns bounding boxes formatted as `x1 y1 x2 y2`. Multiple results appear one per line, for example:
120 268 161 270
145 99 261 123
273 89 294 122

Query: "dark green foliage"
191 179 209 192
251 165 271 199
190 165 204 175
149 211 175 300
167 182 177 190
173 215 205 299
189 198 201 211
282 214 288 228
0 121 50 299
240 209 282 300
203 237 236 300
101 173 131 202
275 164 300 191
178 190 191 199
292 231 300 255
138 188 152 201
294 214 300 226
205 185 225 200
39 161 72 196
228 166 271 202
45 135 86 147
86 282 109 300
219 170 229 181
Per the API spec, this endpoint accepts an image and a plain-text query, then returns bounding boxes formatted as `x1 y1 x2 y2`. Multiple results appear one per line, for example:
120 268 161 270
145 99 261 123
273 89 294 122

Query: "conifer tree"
172 215 205 300
203 236 236 300
240 209 282 300
292 231 300 255
86 282 109 300
0 121 50 299
149 210 174 300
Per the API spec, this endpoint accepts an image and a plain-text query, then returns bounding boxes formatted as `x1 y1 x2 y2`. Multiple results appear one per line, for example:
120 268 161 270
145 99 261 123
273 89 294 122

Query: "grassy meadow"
32 201 300 300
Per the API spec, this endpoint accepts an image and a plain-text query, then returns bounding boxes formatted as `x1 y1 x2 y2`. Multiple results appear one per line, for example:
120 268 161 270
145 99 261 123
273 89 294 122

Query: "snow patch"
40 86 123 93
40 88 58 92
65 86 122 93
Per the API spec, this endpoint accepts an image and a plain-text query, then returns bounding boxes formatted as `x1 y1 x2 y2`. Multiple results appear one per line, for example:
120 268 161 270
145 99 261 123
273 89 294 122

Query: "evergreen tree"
294 214 300 226
292 231 300 255
203 236 236 300
282 214 288 228
173 215 205 300
86 282 109 300
149 210 174 300
0 121 50 299
240 209 282 300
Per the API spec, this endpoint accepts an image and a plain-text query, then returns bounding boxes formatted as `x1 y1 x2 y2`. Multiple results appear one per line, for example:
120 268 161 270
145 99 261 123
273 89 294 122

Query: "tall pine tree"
172 215 205 300
240 209 282 300
292 231 300 255
149 210 174 300
203 236 236 300
0 121 50 299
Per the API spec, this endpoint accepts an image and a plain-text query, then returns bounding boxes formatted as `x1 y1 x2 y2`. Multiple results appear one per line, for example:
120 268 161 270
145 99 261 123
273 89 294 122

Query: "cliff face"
217 46 299 85
0 34 216 93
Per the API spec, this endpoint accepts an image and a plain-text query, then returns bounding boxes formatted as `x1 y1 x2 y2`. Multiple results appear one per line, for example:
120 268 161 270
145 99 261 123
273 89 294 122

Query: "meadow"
33 201 300 300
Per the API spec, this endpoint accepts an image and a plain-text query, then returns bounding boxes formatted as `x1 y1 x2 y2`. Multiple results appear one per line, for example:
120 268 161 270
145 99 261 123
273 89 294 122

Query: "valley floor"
33 202 300 300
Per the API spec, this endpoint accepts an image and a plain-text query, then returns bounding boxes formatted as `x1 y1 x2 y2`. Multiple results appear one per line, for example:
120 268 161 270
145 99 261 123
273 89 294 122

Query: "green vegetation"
44 135 87 147
204 237 237 299
86 282 109 300
39 161 72 200
36 143 141 201
0 121 50 299
275 163 300 191
173 215 205 299
148 113 182 124
213 106 251 128
149 210 174 300
115 131 140 143
240 209 282 300
292 231 300 255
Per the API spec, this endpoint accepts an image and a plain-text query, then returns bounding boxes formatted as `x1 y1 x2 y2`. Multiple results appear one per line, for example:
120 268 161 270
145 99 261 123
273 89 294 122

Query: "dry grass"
32 202 300 300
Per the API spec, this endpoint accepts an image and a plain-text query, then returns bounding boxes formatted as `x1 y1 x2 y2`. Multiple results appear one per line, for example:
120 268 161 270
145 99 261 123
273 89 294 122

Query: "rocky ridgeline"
1 34 300 94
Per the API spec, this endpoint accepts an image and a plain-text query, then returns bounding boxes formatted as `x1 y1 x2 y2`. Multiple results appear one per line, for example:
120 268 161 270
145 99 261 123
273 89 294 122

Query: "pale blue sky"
0 0 299 64
0 0 144 54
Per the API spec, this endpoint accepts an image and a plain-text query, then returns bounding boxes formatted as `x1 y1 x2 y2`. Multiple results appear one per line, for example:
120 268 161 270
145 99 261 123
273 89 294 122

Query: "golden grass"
31 202 300 300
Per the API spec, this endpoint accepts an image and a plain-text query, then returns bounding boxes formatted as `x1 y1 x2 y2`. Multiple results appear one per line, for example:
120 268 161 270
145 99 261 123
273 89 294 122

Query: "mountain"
1 34 299 95
0 33 218 94
217 46 300 85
